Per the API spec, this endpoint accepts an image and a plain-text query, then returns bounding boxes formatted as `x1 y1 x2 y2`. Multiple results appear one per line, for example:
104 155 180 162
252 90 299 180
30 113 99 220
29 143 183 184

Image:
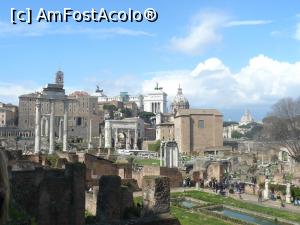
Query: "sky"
1 0 300 121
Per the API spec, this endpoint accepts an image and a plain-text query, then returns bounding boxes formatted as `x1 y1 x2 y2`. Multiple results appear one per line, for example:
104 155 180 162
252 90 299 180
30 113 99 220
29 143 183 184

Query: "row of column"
264 179 291 203
0 130 34 137
151 102 161 114
34 98 68 154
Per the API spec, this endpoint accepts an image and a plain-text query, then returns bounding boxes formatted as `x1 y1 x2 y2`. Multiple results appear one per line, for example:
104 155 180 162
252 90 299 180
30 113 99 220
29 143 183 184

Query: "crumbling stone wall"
142 176 170 216
133 166 182 188
96 175 134 224
10 163 85 225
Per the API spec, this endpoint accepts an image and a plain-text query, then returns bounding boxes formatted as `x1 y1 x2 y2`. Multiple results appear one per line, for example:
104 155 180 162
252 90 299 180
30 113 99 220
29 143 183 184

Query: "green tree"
231 130 244 139
138 111 155 124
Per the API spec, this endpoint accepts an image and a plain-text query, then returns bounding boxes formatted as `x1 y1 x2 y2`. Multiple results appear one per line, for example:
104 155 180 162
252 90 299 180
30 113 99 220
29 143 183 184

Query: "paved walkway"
134 187 300 214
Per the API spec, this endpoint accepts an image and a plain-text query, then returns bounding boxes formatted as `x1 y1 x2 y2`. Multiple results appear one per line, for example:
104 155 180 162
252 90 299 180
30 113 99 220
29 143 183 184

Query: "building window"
198 120 205 128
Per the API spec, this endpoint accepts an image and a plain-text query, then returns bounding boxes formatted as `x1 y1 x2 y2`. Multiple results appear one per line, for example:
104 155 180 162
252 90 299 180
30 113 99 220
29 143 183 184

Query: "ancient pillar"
164 143 168 167
142 176 170 216
104 121 112 148
114 128 118 148
126 130 131 149
41 117 45 137
34 98 41 154
45 117 49 137
63 101 68 152
264 179 269 200
58 119 63 142
88 119 93 150
286 183 291 203
160 142 163 167
49 101 55 154
134 125 138 150
99 133 102 149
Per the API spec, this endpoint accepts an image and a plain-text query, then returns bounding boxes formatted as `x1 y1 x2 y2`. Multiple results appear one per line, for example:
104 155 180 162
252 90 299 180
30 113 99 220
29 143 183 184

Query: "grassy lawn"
134 196 233 225
171 206 234 225
133 158 160 166
172 191 300 223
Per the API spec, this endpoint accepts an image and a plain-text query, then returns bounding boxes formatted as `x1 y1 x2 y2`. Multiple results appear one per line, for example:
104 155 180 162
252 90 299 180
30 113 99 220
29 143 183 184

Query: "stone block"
96 175 121 223
142 176 170 216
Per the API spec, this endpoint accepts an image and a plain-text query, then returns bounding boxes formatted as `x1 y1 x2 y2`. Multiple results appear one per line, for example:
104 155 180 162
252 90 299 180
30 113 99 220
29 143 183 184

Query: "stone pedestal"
286 183 291 203
142 176 170 217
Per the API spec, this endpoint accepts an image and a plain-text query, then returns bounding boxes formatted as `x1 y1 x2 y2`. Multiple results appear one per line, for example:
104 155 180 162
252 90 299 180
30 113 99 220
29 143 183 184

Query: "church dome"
171 86 189 113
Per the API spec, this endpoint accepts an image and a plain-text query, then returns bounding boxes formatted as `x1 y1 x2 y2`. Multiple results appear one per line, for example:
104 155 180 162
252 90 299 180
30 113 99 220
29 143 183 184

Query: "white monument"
160 141 179 168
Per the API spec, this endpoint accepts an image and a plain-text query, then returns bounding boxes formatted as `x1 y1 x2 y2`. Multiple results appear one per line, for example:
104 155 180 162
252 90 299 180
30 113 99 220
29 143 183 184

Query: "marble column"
34 98 41 154
264 179 269 200
134 125 138 150
286 183 291 203
99 133 103 149
45 117 49 137
63 101 68 152
88 119 93 149
114 128 118 148
160 142 163 166
49 101 55 154
41 118 45 137
126 129 131 149
58 119 63 142
104 121 112 148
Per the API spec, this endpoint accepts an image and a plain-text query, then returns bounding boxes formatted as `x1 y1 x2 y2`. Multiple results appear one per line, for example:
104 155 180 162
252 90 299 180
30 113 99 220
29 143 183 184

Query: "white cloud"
169 11 228 55
226 20 272 27
0 21 154 38
142 55 300 109
169 11 272 55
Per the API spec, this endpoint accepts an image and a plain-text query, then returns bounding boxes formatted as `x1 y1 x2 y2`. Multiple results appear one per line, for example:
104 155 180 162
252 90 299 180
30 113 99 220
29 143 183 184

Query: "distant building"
18 71 103 141
0 102 18 127
174 109 223 154
239 110 254 125
96 83 167 114
143 83 168 114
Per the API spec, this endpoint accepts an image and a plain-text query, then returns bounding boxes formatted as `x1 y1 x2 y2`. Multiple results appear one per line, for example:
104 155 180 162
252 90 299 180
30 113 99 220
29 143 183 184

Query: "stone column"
34 98 41 154
58 119 63 142
114 128 118 148
99 133 103 149
41 117 45 137
164 143 168 167
286 183 291 203
49 101 55 154
160 142 163 167
264 179 269 200
63 101 68 152
134 125 138 150
45 117 49 137
126 129 131 149
88 119 93 150
104 121 112 148
170 146 174 168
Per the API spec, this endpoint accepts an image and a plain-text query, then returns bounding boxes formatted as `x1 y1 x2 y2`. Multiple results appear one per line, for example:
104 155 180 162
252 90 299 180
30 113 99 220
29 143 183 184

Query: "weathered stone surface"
10 162 86 225
142 176 170 217
96 175 122 223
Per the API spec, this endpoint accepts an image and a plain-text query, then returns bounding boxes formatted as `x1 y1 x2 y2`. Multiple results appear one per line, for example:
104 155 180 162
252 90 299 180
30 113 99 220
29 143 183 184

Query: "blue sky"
1 0 300 121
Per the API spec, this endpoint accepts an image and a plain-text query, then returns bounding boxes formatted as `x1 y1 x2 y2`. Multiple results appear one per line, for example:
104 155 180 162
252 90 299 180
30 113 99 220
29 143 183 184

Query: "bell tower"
55 70 64 86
